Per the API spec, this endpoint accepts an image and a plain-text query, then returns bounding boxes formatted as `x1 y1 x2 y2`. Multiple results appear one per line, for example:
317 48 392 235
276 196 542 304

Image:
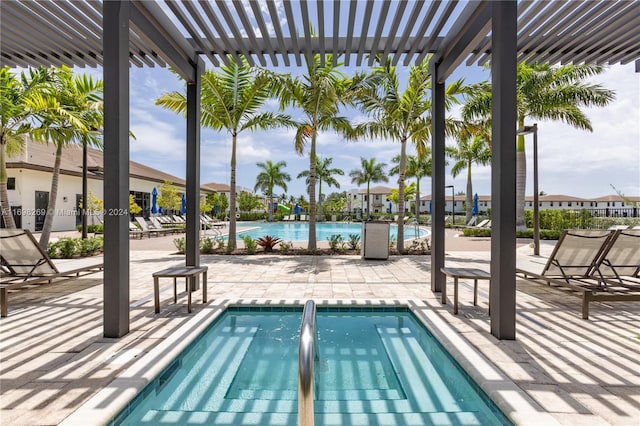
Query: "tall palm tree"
32 67 103 249
271 53 358 250
0 67 55 228
446 133 491 223
297 156 344 219
351 57 463 251
254 160 291 222
389 154 432 223
156 56 294 250
463 63 615 230
349 157 388 218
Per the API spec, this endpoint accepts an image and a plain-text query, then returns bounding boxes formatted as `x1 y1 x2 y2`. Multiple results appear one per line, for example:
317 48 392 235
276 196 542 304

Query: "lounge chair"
474 219 490 228
0 229 103 317
150 216 182 234
516 229 640 319
299 214 307 221
135 217 171 237
595 229 640 287
129 221 146 239
465 217 478 227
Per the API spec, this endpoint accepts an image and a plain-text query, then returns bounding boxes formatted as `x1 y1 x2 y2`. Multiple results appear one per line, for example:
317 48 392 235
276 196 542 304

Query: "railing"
298 300 317 426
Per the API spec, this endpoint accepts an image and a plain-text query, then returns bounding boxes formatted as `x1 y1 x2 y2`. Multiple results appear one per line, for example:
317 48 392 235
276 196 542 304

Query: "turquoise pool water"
227 221 427 241
114 307 510 425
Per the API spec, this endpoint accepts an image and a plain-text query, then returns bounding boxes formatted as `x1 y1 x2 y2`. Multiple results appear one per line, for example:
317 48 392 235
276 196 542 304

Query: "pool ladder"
298 300 317 426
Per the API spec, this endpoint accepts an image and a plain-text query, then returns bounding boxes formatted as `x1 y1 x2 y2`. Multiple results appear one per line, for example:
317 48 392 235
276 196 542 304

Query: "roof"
357 186 395 195
1 1 638 80
6 138 222 192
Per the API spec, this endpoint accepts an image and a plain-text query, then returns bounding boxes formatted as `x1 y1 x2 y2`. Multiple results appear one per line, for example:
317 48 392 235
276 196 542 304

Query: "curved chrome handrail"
298 300 316 426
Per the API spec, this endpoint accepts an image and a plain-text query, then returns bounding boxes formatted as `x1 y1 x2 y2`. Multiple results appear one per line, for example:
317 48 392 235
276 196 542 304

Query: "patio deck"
1 244 638 425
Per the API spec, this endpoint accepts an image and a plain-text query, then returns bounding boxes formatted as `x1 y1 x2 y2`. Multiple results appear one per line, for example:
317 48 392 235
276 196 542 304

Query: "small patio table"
440 267 491 314
153 265 208 313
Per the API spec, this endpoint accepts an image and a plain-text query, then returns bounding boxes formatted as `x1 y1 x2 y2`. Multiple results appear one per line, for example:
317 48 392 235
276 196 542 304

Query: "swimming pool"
114 307 511 425
228 221 427 241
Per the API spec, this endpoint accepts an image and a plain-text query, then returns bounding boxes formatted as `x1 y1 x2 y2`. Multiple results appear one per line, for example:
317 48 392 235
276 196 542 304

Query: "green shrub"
173 236 186 254
242 235 257 254
327 234 345 252
214 237 225 250
79 236 103 256
347 233 360 250
279 241 293 254
75 224 104 233
461 228 491 237
200 237 214 254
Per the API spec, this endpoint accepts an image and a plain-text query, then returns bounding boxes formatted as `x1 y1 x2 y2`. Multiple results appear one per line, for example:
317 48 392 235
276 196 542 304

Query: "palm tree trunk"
516 117 527 231
228 132 237 251
39 143 63 250
317 180 323 221
0 142 17 229
308 130 317 250
397 139 407 253
466 162 473 223
366 182 370 219
415 177 420 223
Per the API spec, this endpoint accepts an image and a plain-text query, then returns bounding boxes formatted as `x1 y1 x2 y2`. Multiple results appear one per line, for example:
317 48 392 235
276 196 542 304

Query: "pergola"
2 1 639 340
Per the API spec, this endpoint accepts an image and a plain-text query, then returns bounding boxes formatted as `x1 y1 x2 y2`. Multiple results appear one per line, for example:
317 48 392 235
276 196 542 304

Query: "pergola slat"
402 1 443 66
367 0 392 66
266 0 290 66
167 1 219 67
250 1 279 66
283 0 302 66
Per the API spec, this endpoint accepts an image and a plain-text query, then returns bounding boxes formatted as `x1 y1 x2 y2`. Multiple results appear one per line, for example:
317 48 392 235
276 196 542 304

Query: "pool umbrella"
214 202 219 215
180 194 187 214
472 193 479 216
388 202 392 214
294 204 300 215
151 187 158 214
428 199 432 215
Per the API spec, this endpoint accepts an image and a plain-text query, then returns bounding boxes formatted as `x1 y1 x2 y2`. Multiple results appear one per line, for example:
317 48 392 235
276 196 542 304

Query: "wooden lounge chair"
0 229 103 317
516 229 640 319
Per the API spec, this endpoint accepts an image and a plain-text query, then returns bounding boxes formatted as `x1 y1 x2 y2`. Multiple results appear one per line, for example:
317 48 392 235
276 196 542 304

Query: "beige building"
4 139 223 232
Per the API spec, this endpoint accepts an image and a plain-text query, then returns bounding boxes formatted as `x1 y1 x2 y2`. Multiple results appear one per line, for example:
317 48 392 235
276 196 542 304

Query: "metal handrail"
298 300 316 426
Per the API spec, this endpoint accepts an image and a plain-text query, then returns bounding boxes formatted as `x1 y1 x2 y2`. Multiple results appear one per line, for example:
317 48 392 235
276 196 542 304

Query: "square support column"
103 1 130 338
430 62 446 292
490 1 518 340
185 58 203 268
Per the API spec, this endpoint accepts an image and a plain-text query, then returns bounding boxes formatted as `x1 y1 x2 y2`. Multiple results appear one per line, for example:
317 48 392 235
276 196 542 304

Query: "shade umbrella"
294 204 300 215
428 199 432 215
180 194 187 214
214 202 219 215
388 202 392 214
472 193 479 216
151 187 158 214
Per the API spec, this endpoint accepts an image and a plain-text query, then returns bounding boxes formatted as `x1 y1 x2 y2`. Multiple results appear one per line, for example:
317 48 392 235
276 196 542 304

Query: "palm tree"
271 53 358 250
0 67 55 228
446 133 491 223
297 156 344 220
156 56 294 250
351 57 463 251
390 154 432 223
349 157 388 218
254 160 291 222
463 63 615 230
32 67 103 249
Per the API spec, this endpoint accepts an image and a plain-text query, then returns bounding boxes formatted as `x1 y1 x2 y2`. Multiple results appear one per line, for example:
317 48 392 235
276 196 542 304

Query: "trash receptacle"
362 221 390 260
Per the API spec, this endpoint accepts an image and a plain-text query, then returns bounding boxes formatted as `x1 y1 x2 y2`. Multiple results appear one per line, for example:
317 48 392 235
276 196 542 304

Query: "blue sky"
103 60 638 200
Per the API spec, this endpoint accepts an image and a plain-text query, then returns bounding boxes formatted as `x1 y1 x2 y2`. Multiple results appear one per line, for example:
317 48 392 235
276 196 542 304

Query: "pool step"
135 410 491 425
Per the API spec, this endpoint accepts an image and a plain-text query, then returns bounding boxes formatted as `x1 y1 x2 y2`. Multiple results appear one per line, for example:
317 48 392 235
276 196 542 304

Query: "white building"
4 139 222 232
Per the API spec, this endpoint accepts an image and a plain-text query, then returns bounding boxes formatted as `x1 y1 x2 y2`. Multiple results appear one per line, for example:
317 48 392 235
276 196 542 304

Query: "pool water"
115 308 510 425
227 221 427 241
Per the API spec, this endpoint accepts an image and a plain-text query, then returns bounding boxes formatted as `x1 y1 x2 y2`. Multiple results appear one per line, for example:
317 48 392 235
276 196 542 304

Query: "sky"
109 60 639 201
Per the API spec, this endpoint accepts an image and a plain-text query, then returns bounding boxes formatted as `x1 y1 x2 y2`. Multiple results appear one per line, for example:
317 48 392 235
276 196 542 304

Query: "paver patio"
1 244 638 425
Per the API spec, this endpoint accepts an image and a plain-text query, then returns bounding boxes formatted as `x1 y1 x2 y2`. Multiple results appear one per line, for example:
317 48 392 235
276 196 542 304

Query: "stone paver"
0 242 639 425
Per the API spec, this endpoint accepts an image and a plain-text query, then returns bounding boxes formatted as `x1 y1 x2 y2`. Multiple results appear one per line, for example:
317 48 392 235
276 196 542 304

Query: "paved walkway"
1 243 639 425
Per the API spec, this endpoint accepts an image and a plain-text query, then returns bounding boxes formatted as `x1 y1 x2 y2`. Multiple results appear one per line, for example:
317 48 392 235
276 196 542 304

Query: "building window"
550 202 554 206
568 202 572 206
528 201 532 207
558 202 562 207
7 177 15 190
